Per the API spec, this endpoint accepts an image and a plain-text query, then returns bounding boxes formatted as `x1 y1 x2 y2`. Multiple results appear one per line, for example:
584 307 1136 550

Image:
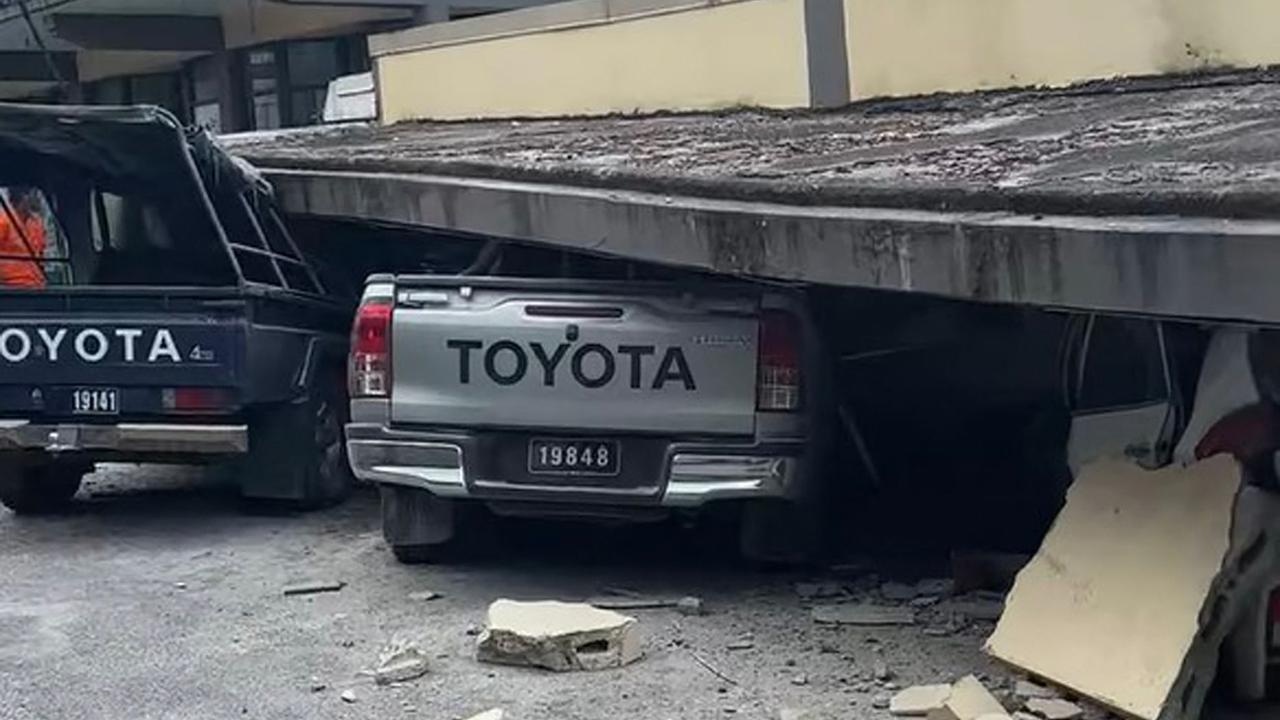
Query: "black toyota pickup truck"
0 104 352 513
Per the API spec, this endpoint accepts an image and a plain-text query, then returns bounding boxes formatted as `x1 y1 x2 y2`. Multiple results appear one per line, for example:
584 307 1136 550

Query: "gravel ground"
0 464 1273 720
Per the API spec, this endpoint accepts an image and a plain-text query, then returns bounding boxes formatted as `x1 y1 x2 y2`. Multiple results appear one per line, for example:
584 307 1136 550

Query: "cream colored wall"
376 0 809 122
843 0 1280 100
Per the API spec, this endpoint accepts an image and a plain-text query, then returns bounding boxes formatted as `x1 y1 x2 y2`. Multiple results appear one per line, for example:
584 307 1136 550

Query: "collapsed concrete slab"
926 675 1007 720
477 599 642 672
987 456 1280 720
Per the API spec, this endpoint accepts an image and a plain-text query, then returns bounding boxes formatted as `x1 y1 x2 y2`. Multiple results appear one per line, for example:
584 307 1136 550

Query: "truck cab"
0 103 352 512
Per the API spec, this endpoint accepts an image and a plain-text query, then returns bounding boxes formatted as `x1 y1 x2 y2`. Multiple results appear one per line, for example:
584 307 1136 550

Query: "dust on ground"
0 464 1272 719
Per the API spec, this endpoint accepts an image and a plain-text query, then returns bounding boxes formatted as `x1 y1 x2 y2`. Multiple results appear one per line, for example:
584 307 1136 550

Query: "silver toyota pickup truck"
345 274 828 563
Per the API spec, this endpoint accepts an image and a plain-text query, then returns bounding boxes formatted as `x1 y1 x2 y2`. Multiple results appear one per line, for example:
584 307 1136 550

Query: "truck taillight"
757 310 801 412
349 299 392 398
162 387 232 413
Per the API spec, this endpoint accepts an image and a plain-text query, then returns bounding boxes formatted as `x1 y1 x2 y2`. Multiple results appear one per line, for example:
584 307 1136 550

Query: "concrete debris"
951 550 1030 593
889 684 952 716
407 590 441 601
464 710 504 720
811 604 915 626
791 674 809 686
1012 680 1057 701
987 456 1280 720
926 675 1006 720
726 636 755 651
308 676 326 692
873 660 893 680
881 582 919 601
373 640 430 685
794 581 845 600
588 594 705 614
1011 713 1039 720
974 715 1012 720
1023 699 1083 720
476 599 642 672
340 689 357 703
939 597 1004 622
676 596 705 616
916 578 955 597
873 695 891 710
282 580 345 596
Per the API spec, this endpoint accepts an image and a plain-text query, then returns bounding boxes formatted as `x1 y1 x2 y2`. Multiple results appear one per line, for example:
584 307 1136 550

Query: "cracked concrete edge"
266 167 1280 324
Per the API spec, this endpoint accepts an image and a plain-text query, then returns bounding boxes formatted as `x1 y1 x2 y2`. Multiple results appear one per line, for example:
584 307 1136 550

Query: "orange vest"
0 211 46 288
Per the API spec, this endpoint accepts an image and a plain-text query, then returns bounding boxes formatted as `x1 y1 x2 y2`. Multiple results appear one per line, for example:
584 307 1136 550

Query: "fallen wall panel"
987 456 1280 720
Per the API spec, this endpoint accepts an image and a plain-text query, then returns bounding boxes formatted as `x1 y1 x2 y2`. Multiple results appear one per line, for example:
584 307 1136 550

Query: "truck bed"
226 69 1280 220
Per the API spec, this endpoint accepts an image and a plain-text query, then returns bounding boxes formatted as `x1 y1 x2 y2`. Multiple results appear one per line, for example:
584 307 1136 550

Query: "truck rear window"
0 182 236 288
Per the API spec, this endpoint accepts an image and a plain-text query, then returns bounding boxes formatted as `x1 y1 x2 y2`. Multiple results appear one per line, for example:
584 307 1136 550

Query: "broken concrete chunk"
812 604 915 626
881 582 919 601
987 456 1280 720
340 689 357 703
794 581 845 599
1023 699 1082 720
282 580 345 596
927 675 1006 720
1011 712 1039 720
873 660 893 680
676 596 705 616
889 684 952 716
915 578 955 597
1012 680 1057 701
373 640 429 685
464 710 504 720
407 590 441 601
476 599 642 672
588 595 677 610
940 597 1004 622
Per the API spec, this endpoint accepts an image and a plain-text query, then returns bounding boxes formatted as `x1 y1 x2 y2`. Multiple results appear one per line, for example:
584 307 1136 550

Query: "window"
0 186 71 287
1073 317 1169 411
190 57 223 132
247 48 281 130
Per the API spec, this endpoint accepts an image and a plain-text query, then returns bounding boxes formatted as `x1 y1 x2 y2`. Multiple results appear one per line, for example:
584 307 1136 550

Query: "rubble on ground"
464 709 504 720
889 683 952 716
811 603 915 626
282 580 345 596
476 599 642 671
373 639 430 685
1023 698 1083 720
928 675 1007 720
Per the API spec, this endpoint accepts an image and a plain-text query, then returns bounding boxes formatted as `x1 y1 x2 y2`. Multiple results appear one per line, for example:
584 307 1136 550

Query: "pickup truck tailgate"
390 281 759 435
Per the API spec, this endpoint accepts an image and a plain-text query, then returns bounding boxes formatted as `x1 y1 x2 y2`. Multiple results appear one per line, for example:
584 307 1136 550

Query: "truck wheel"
0 463 86 514
380 485 476 564
739 500 821 566
243 387 352 510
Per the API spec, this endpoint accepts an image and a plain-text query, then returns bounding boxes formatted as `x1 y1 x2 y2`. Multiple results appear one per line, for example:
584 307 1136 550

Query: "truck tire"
380 485 474 564
242 385 352 510
0 463 86 514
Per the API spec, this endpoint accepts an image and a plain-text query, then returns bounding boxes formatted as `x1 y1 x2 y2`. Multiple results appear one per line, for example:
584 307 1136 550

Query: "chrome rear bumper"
0 420 249 455
346 423 802 507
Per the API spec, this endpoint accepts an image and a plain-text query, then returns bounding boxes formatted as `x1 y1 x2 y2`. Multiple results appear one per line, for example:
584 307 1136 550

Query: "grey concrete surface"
225 72 1280 324
0 464 1273 719
226 70 1280 220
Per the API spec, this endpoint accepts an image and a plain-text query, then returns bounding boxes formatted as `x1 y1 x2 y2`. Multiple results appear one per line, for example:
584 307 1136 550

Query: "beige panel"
987 456 1280 720
376 0 809 122
845 0 1280 100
